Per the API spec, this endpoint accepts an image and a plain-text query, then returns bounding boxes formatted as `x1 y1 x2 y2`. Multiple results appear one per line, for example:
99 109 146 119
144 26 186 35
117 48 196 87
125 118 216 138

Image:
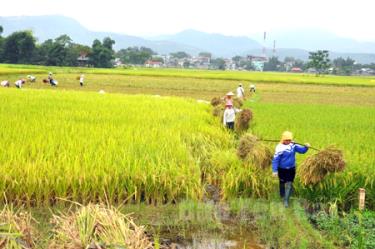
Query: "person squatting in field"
249 84 256 93
48 72 58 86
1 80 10 87
223 102 241 130
15 79 25 88
79 74 85 87
27 75 36 82
272 131 310 207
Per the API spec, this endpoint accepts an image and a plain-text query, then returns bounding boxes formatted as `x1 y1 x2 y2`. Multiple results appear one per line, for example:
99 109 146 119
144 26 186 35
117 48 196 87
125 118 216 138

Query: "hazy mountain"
1 15 375 63
244 48 375 64
151 29 262 57
255 28 375 54
0 15 200 54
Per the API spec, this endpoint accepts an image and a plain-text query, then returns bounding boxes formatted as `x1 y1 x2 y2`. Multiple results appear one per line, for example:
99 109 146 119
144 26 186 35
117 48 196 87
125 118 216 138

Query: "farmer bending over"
48 72 58 86
236 83 245 99
27 75 36 82
1 80 10 87
15 79 25 89
79 74 85 87
272 131 310 207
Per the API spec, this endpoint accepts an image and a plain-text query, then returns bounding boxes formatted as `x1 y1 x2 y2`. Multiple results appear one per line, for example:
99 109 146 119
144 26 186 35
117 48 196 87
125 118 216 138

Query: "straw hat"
226 91 235 96
281 131 293 142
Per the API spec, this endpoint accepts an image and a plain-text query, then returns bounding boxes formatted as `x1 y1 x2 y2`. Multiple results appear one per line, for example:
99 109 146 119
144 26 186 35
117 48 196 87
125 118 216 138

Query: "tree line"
0 26 159 68
1 26 374 73
259 51 375 75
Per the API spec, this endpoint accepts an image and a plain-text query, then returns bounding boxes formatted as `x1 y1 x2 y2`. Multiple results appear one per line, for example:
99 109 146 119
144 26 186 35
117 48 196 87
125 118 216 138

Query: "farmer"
79 74 84 87
224 91 235 106
223 103 240 130
236 83 245 99
27 75 36 82
48 72 58 86
272 131 310 207
1 80 10 87
15 79 25 89
249 84 256 93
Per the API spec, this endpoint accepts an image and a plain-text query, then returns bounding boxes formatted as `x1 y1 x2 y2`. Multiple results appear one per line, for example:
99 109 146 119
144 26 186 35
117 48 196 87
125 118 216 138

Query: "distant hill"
253 28 375 54
244 48 375 64
1 15 375 63
0 15 201 54
152 29 262 57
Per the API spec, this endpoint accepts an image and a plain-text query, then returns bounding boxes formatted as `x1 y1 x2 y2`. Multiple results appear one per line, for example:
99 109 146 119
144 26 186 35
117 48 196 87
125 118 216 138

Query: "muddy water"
174 233 263 249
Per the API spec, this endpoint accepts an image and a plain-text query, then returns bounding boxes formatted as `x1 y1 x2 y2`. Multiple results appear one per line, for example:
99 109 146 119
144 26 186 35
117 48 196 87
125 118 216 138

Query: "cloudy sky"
1 0 375 41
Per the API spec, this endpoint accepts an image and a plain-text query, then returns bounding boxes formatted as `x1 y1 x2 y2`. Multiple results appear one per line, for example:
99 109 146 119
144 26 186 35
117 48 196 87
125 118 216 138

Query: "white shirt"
223 108 241 124
236 86 245 98
80 75 84 83
1 80 9 87
15 80 23 88
250 84 256 90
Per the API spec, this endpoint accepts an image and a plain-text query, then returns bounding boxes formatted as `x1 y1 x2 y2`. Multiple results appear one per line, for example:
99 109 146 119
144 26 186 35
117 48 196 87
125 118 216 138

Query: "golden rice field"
0 89 234 205
0 64 374 209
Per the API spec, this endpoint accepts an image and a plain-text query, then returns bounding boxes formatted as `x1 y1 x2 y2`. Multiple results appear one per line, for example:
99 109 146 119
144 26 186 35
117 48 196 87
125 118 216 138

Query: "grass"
1 63 375 87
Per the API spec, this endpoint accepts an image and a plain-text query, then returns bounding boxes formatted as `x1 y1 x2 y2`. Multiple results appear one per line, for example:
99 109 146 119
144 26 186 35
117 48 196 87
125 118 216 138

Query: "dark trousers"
278 167 296 197
80 82 83 87
226 122 234 130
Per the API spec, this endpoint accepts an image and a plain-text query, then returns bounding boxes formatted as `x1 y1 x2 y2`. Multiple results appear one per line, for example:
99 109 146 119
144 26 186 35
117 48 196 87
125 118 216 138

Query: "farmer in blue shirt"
272 131 310 207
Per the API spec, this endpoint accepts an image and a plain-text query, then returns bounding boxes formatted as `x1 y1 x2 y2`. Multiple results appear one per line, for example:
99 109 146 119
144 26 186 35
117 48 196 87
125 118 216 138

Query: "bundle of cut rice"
210 97 223 106
299 146 345 185
212 105 224 117
49 204 152 249
235 109 253 132
0 205 36 248
237 134 272 169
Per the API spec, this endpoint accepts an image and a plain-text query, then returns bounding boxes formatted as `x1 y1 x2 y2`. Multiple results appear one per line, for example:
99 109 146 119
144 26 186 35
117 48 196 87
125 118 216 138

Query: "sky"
1 0 375 42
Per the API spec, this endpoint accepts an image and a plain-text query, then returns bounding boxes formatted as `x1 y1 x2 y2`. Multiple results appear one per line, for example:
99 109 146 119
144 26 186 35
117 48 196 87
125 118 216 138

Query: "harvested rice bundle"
0 205 36 248
235 109 253 132
49 204 152 249
210 97 223 106
300 146 345 185
212 105 224 117
237 133 272 169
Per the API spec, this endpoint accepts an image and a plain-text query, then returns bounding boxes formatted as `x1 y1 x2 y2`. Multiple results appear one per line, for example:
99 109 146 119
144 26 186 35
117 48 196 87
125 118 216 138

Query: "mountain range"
1 15 375 63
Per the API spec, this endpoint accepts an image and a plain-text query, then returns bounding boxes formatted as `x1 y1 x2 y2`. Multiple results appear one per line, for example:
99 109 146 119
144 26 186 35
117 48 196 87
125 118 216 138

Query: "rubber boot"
284 182 292 208
279 179 285 198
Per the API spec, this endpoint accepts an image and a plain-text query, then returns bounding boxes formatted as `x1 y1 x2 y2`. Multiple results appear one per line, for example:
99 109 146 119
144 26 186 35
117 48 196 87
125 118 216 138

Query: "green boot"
284 182 293 208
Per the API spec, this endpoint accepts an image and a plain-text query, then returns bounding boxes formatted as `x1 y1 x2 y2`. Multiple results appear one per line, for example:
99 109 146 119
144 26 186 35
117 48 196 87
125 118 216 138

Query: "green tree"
0 26 4 62
2 31 36 64
90 37 115 68
263 56 282 71
198 52 211 58
333 57 355 75
116 46 155 65
308 50 331 75
211 58 226 70
170 51 190 59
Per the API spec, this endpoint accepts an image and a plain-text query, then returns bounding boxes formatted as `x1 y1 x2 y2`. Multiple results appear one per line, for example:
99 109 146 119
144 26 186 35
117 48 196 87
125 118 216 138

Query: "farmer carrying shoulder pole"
272 131 310 207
